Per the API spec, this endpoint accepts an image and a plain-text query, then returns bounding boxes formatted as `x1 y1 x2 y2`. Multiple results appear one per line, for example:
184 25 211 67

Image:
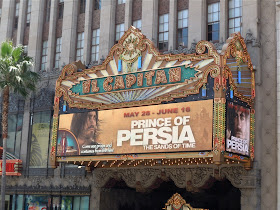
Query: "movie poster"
226 102 250 156
57 100 213 156
25 195 50 210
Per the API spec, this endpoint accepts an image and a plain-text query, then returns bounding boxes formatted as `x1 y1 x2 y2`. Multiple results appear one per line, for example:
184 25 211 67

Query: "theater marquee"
57 100 213 156
51 27 255 169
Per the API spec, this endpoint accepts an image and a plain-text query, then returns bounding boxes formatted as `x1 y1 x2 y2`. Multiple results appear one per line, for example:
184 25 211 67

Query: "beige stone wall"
259 0 277 209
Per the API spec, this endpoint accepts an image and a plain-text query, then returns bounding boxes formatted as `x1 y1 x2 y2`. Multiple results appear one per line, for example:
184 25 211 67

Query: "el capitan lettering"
71 65 198 95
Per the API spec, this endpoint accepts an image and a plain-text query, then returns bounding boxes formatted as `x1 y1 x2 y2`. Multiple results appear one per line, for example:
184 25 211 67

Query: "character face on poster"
57 111 99 156
226 102 250 156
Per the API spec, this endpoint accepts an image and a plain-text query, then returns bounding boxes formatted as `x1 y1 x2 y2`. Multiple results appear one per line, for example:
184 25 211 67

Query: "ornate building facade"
0 0 277 209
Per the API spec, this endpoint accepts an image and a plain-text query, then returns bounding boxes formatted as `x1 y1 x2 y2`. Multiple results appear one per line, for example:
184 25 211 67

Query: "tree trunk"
1 85 9 210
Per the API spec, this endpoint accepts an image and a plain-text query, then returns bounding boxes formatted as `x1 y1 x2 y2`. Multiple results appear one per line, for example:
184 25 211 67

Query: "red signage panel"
0 159 22 176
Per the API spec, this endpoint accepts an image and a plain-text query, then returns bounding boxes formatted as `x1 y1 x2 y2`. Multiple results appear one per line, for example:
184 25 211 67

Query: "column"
124 0 133 30
46 0 58 71
276 2 280 209
83 0 93 65
242 0 258 38
188 0 206 46
16 0 27 45
0 0 15 42
60 0 78 65
169 0 177 50
219 0 226 42
19 99 31 175
90 187 101 209
141 0 158 45
28 0 45 72
99 0 116 60
240 188 259 210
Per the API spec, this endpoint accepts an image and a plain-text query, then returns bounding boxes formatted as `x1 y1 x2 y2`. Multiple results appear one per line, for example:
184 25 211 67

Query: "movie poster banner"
226 102 250 156
57 100 213 156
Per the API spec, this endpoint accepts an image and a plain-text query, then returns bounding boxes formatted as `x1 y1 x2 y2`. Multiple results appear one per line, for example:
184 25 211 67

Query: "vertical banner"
226 102 250 156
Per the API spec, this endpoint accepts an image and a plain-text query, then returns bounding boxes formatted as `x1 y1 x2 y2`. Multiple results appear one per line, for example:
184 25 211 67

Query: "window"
91 29 100 62
158 14 169 51
177 10 188 47
46 0 51 22
26 0 32 26
55 37 62 69
18 195 89 209
14 2 20 29
207 2 220 42
76 32 84 61
29 111 52 168
115 23 124 42
41 41 48 71
80 0 86 14
58 0 64 19
6 113 24 157
118 0 126 4
229 0 242 34
133 20 142 30
94 0 101 10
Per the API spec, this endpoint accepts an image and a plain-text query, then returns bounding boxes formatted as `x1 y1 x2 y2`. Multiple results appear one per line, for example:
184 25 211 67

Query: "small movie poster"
226 102 250 156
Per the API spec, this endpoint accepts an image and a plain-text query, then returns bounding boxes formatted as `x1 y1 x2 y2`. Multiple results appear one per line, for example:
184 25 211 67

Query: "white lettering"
117 130 131 146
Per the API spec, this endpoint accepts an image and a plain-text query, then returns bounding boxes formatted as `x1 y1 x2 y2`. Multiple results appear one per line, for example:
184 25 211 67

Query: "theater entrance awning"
50 26 255 170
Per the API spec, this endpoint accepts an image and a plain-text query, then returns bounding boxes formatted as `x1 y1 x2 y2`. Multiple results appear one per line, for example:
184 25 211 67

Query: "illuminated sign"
226 102 250 156
70 65 200 95
57 100 213 156
0 159 22 176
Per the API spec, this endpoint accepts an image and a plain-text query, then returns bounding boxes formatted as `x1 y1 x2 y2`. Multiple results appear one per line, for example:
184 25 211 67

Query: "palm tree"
0 41 39 209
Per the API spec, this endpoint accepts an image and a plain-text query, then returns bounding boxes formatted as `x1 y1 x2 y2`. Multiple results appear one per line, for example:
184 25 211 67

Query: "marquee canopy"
50 27 255 170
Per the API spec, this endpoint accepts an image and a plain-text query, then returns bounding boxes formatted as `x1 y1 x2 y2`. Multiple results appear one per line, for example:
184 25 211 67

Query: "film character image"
57 111 99 156
226 102 250 156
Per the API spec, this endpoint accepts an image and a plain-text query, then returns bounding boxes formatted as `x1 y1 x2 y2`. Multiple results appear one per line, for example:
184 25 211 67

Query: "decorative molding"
244 29 260 48
6 166 257 197
163 41 197 54
163 41 225 55
211 42 225 51
220 165 258 189
222 32 256 105
87 61 99 69
39 68 61 80
33 88 54 111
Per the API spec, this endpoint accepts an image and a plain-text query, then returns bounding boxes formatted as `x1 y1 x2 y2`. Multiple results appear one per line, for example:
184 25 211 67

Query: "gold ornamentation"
144 71 155 86
82 80 90 93
103 77 113 92
123 36 138 57
169 67 181 83
155 70 168 84
91 80 99 92
223 32 255 105
137 73 143 86
164 193 208 210
126 74 136 88
113 76 125 90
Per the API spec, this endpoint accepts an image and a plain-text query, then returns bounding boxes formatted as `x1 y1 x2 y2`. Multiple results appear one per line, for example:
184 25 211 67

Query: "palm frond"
11 46 22 62
0 41 13 58
0 41 39 98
